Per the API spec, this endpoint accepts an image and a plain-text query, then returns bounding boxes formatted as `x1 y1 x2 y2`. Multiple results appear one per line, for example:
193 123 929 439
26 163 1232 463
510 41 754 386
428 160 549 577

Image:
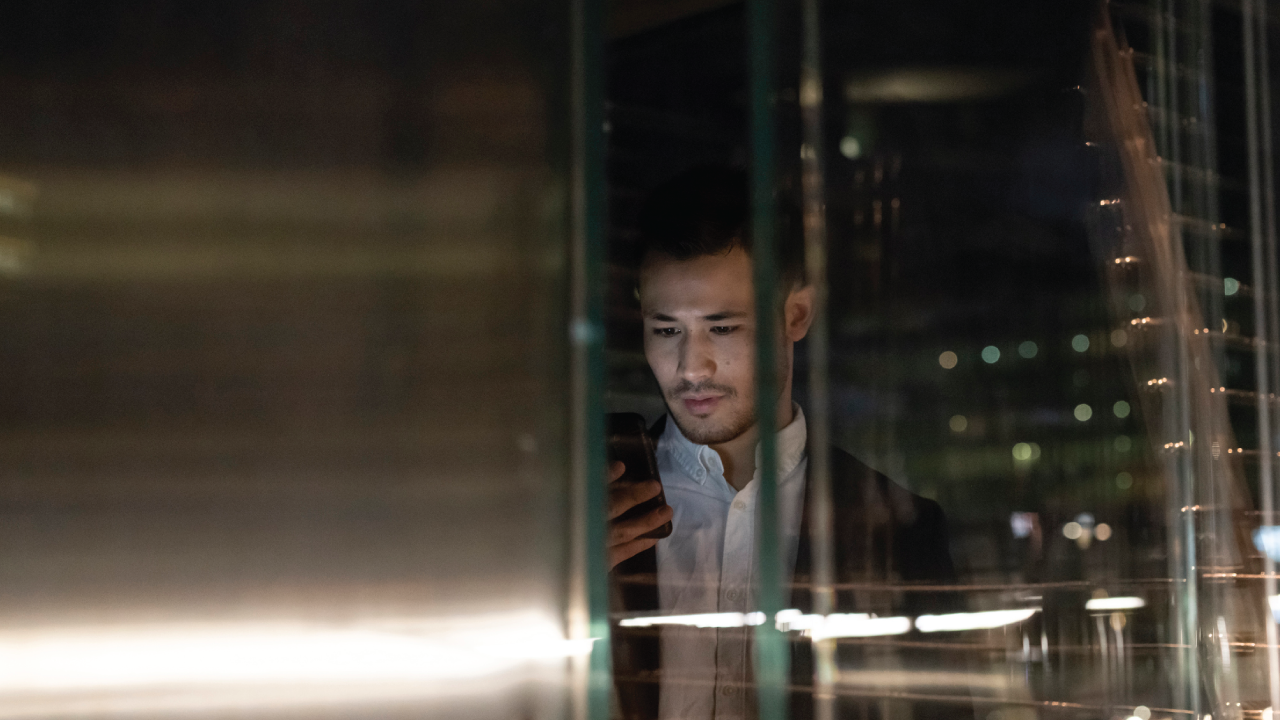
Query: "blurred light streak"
843 67 1035 103
0 610 591 717
804 615 911 641
1085 596 1147 611
914 609 1037 632
618 612 766 628
835 669 1018 691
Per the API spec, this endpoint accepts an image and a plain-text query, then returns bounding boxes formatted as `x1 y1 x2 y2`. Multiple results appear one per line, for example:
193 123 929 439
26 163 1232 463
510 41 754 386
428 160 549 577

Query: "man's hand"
607 460 674 570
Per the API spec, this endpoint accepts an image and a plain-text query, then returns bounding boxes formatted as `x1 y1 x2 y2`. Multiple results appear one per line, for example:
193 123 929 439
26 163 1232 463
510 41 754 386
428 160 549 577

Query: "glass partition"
602 2 1280 720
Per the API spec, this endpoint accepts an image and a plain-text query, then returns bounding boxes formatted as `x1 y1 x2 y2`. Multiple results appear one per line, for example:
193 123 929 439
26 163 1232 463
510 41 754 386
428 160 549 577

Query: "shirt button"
721 685 737 696
732 500 746 510
725 589 740 601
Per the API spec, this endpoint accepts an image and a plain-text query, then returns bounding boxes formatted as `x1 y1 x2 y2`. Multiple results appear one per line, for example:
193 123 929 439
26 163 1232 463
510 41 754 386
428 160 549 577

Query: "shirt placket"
714 486 754 720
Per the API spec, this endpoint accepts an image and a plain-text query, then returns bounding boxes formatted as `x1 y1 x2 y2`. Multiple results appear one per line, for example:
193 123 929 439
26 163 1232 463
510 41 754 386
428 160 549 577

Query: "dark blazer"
610 417 959 720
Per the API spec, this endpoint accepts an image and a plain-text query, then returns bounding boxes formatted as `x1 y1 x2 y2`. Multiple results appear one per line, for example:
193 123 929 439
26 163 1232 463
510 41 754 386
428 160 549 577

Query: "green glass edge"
576 0 611 716
748 0 788 718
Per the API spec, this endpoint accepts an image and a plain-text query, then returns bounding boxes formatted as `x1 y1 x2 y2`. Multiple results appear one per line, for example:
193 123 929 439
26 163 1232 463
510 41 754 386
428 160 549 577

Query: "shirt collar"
660 404 808 487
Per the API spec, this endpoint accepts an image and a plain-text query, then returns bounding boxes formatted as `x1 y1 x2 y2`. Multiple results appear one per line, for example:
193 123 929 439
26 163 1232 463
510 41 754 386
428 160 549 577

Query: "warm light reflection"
805 614 912 641
914 608 1036 632
0 611 591 716
619 612 765 629
624 608 1038 640
1085 596 1146 611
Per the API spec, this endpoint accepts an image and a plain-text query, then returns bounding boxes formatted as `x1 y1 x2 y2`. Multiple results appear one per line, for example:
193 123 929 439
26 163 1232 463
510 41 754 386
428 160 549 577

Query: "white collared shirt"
654 407 808 720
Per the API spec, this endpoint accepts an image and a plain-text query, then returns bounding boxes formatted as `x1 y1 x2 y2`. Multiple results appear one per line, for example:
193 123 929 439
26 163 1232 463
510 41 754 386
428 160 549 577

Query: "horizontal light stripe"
1084 597 1146 611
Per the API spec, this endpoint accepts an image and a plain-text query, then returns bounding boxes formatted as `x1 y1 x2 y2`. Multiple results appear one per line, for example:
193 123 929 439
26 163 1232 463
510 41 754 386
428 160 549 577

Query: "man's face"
639 247 762 445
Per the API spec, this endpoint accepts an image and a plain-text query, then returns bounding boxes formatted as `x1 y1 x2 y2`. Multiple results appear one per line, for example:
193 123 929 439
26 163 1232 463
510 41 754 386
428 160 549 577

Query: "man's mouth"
680 395 723 415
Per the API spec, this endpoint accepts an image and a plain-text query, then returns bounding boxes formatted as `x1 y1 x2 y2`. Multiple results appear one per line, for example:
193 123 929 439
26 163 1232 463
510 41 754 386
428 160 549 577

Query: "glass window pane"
604 2 1280 720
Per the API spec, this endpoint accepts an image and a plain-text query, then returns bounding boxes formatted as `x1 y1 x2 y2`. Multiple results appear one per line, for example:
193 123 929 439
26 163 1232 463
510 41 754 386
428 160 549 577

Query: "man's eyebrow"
703 311 748 321
645 311 748 322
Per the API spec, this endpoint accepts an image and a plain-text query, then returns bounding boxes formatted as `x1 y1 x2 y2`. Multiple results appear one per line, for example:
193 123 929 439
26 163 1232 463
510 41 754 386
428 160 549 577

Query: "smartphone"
606 412 673 540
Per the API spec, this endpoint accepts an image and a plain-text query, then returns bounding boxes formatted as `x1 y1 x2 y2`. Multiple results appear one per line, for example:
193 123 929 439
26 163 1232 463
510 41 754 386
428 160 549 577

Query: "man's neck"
709 394 796 492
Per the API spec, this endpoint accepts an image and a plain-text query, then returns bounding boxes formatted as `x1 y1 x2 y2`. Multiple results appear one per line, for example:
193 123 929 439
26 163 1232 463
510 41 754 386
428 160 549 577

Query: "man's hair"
635 165 805 289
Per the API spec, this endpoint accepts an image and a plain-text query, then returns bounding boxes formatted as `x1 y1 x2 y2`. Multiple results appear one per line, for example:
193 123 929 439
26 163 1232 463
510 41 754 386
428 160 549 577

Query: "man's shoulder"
823 445 956 586
826 446 944 520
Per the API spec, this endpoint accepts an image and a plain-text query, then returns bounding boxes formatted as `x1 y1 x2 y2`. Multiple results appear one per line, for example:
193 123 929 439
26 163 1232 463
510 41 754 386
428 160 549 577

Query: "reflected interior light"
1116 471 1133 489
1062 522 1083 540
1074 403 1093 422
981 345 1000 364
839 136 862 159
1018 340 1038 358
0 611 593 714
1012 442 1032 461
1010 512 1036 538
836 668 1018 691
1111 328 1128 347
1265 708 1275 720
1134 705 1152 720
619 612 764 629
1114 400 1131 418
1225 277 1240 295
1252 526 1280 561
1095 523 1112 541
915 608 1037 633
1115 435 1132 452
949 414 968 432
773 609 817 631
774 610 909 639
1071 334 1090 352
938 350 958 369
806 614 911 641
1085 596 1146 611
1128 294 1146 312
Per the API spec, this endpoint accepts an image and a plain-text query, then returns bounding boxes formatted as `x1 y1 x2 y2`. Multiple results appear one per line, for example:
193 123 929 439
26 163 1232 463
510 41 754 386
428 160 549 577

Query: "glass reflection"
605 1 1280 720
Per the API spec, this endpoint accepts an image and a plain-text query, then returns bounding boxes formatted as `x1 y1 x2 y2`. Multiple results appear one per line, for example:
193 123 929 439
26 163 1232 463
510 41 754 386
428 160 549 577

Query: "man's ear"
783 284 816 342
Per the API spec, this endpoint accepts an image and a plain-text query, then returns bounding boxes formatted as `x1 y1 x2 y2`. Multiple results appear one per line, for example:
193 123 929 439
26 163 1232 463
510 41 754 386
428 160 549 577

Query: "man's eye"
710 326 738 335
652 327 680 338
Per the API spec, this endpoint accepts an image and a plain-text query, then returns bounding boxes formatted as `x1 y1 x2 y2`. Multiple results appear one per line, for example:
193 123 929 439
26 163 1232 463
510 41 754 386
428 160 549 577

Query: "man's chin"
669 410 752 446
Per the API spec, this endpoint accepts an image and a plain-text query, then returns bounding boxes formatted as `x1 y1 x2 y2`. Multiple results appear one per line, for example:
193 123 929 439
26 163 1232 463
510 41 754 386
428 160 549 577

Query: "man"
607 166 957 720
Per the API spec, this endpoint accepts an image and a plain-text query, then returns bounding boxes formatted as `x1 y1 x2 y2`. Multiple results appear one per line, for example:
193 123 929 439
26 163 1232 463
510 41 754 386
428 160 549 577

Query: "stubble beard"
663 352 791 446
663 380 756 446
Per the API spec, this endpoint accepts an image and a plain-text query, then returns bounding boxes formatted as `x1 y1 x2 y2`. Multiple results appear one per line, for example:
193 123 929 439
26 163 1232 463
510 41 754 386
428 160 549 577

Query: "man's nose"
677 333 715 382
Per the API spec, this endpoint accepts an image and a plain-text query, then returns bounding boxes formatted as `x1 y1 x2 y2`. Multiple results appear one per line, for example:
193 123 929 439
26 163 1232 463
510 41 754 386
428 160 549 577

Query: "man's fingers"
606 479 663 519
608 536 659 571
607 460 626 483
607 503 673 546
